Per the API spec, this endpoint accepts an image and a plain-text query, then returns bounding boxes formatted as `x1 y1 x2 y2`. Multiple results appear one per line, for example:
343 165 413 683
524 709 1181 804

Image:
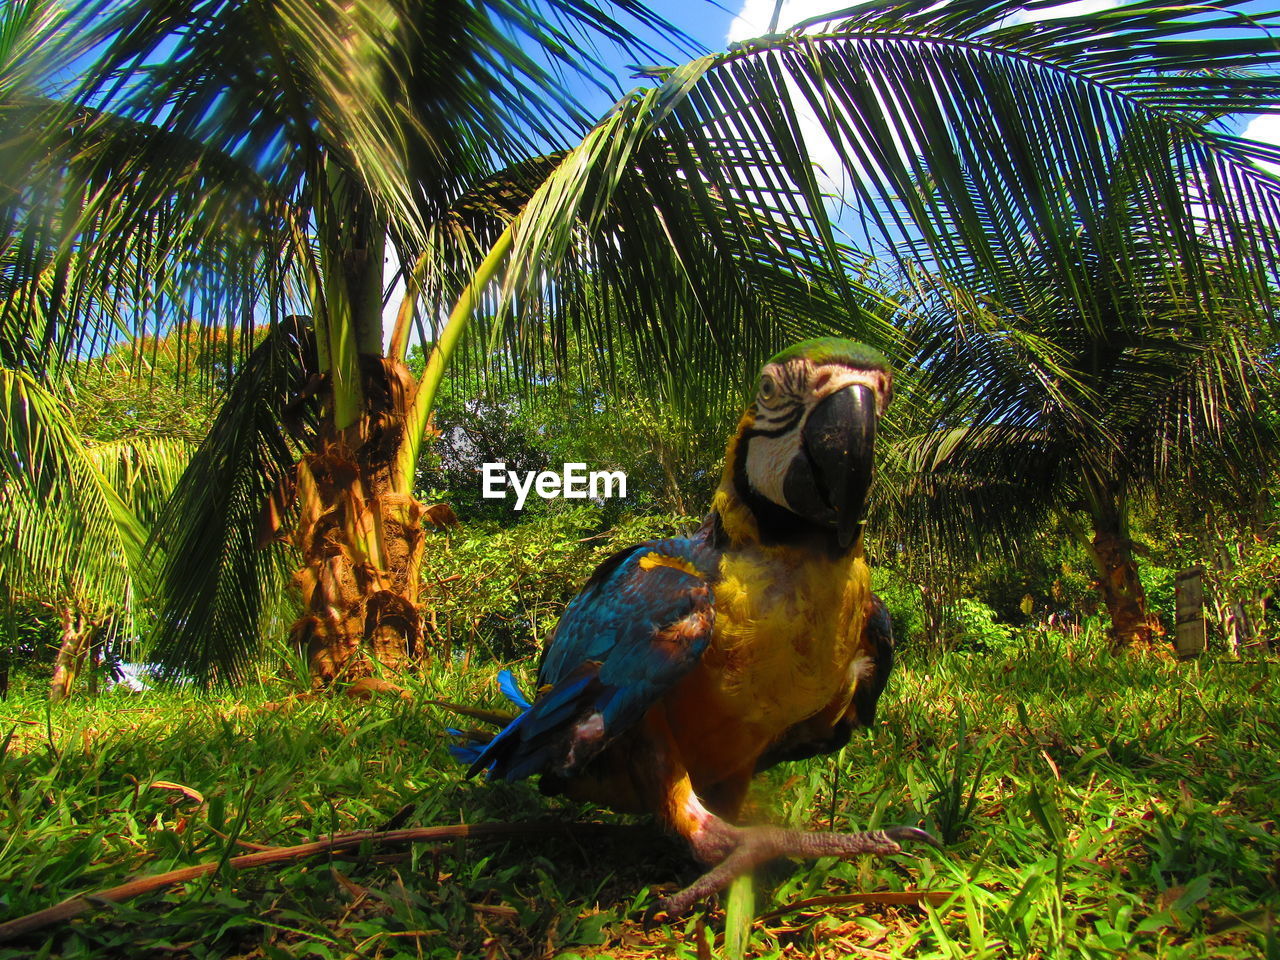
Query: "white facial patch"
817 369 892 416
744 427 803 510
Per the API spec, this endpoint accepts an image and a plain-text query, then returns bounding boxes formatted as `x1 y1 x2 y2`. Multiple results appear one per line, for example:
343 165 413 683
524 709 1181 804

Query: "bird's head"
723 338 892 550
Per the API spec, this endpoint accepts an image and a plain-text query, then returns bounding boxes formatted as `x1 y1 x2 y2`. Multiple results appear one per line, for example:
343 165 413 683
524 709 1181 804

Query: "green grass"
1 634 1277 959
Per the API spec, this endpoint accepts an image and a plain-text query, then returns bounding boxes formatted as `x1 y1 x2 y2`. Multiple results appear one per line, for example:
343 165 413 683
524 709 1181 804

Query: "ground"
0 630 1277 959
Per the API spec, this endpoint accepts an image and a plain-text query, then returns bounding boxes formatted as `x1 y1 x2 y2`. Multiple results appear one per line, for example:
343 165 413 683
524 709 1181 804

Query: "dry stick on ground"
0 821 631 943
1 820 946 943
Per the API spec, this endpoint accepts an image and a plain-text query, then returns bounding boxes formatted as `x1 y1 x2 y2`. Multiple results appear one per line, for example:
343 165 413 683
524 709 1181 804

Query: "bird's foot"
656 824 938 920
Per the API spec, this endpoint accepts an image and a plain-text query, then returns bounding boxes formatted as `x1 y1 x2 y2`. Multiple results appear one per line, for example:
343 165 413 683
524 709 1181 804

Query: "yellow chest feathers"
699 543 872 732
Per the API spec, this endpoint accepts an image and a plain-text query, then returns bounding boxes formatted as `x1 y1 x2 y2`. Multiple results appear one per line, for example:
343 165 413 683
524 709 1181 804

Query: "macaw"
455 338 933 915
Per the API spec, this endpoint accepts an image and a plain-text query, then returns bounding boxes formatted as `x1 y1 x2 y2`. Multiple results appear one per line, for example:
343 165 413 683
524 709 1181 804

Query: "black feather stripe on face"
741 404 805 439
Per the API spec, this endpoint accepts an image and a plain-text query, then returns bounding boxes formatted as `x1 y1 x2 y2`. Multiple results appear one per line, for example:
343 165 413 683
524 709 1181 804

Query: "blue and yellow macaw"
456 338 932 915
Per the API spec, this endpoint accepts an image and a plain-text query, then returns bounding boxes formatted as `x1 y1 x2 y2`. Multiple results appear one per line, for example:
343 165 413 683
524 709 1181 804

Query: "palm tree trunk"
1087 527 1154 649
286 179 433 689
290 182 502 688
49 605 94 702
1080 481 1164 654
290 357 427 687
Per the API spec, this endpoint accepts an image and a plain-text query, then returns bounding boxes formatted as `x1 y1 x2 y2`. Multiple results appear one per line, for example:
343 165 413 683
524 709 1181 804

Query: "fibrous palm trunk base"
1090 528 1168 657
49 606 95 703
290 358 428 688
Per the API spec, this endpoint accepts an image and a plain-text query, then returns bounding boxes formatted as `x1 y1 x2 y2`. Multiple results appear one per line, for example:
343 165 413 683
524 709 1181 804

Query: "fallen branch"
0 821 613 942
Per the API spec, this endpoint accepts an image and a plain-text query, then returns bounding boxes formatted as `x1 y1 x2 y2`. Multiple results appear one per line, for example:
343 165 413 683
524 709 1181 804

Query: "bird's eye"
758 375 778 403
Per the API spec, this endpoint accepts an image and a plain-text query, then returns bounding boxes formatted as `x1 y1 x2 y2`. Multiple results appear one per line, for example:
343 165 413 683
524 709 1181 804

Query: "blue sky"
649 0 738 47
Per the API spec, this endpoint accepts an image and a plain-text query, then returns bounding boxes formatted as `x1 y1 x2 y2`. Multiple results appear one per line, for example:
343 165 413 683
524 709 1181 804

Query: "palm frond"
0 366 90 498
393 0 1280 445
85 436 195 529
402 69 898 434
875 175 1279 567
0 374 190 652
146 317 318 685
8 0 698 378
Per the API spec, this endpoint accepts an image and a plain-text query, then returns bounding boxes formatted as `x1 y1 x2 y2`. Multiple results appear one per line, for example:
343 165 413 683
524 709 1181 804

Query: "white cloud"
1006 0 1118 25
724 0 1273 248
725 0 871 204
728 0 851 43
729 0 1121 45
1242 114 1280 177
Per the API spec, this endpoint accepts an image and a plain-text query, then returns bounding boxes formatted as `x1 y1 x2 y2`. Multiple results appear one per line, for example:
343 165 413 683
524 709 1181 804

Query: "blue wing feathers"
457 535 719 783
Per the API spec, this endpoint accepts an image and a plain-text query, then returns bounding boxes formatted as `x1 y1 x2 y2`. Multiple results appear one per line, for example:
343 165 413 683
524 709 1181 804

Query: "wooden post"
1174 567 1207 659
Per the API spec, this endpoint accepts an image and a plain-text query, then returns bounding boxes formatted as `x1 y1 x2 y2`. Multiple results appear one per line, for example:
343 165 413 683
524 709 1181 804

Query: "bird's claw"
653 823 939 918
655 890 703 922
641 884 684 930
883 825 943 850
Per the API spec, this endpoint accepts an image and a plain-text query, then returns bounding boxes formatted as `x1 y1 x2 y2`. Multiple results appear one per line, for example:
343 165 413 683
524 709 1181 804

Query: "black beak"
784 385 877 548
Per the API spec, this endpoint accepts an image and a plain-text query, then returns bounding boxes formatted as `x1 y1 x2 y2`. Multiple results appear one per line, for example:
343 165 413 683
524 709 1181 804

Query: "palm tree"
7 0 1280 681
879 206 1278 649
0 376 191 699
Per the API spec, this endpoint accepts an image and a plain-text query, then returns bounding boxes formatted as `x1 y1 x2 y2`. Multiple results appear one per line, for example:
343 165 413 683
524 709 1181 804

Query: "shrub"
420 506 693 662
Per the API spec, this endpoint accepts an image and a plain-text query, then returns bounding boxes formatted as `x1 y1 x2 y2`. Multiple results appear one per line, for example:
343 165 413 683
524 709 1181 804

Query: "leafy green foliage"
905 704 991 845
0 326 210 691
947 599 1016 652
65 325 227 446
416 341 734 524
0 598 60 680
1214 536 1280 643
1138 562 1179 635
420 507 693 661
14 0 1280 679
146 319 318 686
873 554 1060 652
870 566 929 647
0 380 191 659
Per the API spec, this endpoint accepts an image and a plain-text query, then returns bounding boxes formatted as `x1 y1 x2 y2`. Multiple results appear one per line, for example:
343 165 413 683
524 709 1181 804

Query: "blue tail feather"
445 727 488 765
461 671 602 780
448 742 487 765
497 669 532 710
446 671 541 779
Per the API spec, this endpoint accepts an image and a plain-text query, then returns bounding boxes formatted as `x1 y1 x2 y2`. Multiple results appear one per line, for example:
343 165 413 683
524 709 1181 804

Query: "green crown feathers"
766 338 890 371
